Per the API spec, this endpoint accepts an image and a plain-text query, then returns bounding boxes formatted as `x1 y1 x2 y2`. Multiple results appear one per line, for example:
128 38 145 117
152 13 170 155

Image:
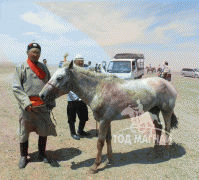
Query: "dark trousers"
67 101 88 124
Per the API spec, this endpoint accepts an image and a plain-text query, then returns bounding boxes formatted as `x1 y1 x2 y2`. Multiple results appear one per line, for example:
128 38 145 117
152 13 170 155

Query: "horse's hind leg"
89 120 109 174
106 123 113 165
149 106 162 151
153 120 162 150
161 109 173 158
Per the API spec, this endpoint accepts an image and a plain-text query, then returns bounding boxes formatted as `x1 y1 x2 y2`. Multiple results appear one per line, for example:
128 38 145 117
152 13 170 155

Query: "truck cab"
106 53 144 80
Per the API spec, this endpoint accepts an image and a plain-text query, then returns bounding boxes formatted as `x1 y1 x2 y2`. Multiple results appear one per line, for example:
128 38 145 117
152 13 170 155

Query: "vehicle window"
107 61 131 73
137 59 144 71
107 61 113 71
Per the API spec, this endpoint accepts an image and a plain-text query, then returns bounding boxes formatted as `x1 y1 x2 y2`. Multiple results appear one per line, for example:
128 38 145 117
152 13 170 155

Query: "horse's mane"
63 61 123 83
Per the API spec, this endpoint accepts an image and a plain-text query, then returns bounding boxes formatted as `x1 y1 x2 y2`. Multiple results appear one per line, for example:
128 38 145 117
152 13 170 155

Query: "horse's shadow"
28 148 82 167
71 142 186 171
86 129 99 138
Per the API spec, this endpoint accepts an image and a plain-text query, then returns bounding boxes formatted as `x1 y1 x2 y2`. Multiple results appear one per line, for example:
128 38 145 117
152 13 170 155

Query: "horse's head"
39 61 74 103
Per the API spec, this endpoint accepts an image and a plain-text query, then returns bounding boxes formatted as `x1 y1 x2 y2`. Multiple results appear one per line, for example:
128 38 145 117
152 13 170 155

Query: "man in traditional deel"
12 43 57 169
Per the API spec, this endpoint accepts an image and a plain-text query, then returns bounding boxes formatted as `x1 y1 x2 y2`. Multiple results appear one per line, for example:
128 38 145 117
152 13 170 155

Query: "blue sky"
0 0 199 70
0 0 110 65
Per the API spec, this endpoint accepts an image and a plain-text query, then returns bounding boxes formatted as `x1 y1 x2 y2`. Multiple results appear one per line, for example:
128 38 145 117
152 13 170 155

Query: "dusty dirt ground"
0 63 198 180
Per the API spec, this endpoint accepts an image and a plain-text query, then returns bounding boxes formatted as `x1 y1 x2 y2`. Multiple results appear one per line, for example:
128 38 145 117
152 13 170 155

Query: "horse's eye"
57 76 63 81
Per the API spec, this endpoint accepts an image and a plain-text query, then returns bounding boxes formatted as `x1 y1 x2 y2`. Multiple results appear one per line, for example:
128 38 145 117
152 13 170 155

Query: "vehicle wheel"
182 74 185 77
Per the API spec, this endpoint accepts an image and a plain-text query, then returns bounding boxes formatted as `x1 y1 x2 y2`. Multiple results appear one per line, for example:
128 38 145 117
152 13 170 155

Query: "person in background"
88 61 95 71
162 61 171 78
64 53 69 62
43 59 49 69
157 64 162 72
132 61 136 70
88 61 91 66
12 43 57 169
67 54 90 140
43 59 47 65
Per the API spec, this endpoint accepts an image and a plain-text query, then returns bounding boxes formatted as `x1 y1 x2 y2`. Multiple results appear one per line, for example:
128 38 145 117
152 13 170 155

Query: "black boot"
69 123 80 140
78 121 90 137
38 136 49 163
18 141 28 169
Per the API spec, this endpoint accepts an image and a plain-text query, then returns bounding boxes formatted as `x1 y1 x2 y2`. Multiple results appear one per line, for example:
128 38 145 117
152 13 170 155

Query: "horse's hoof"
88 168 98 174
106 158 114 165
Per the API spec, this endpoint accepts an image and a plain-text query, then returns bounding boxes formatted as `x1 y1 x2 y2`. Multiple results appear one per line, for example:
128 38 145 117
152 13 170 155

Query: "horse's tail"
170 112 178 129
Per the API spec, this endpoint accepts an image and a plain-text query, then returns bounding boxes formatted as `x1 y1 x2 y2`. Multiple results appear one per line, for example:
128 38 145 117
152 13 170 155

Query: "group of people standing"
12 43 90 169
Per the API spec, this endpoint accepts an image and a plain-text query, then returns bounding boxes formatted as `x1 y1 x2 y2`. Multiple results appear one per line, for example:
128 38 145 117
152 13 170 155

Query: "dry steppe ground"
0 63 198 180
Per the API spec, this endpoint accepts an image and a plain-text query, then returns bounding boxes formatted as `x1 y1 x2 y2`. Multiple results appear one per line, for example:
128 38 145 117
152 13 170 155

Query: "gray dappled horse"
39 61 178 174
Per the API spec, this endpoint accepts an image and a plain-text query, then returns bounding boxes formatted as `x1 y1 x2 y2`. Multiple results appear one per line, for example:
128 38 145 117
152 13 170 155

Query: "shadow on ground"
28 147 82 167
86 129 98 138
70 142 186 171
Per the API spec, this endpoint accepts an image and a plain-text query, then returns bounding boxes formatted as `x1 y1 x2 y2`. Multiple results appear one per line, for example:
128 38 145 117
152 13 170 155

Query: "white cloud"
30 33 97 48
22 32 38 36
166 20 198 37
0 34 27 60
35 1 198 47
20 11 76 34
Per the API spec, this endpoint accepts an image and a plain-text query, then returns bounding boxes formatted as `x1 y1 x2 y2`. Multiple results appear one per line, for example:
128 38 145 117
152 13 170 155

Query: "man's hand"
26 105 34 112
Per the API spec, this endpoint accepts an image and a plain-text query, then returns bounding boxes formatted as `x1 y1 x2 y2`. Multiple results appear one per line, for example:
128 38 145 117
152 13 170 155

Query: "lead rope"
50 110 57 126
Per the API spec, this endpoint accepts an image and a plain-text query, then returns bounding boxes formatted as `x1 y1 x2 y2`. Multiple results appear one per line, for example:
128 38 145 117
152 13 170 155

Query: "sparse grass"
0 68 199 180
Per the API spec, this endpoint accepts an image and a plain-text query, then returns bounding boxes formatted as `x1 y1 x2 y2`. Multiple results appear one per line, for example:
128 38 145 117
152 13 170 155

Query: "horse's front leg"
89 120 109 174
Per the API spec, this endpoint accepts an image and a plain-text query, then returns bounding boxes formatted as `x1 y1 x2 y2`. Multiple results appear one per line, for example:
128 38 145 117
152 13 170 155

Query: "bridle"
47 82 60 94
47 79 71 94
46 70 72 94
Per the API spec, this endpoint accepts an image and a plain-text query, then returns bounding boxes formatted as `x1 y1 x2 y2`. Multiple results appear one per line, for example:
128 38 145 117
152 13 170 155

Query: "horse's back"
126 77 177 110
145 77 177 110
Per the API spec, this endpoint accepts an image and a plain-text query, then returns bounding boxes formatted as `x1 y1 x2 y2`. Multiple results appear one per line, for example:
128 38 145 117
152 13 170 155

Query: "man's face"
74 59 84 67
27 48 41 63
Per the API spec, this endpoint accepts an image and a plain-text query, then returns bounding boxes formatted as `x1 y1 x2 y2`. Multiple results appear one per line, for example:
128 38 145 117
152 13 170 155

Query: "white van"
106 53 144 80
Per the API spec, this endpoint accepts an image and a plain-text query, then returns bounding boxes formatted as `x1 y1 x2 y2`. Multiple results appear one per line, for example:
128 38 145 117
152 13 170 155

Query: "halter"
47 79 71 94
47 82 57 89
46 69 72 96
47 82 60 94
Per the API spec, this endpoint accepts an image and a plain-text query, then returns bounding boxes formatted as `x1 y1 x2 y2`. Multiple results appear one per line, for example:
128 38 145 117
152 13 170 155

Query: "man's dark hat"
27 43 41 52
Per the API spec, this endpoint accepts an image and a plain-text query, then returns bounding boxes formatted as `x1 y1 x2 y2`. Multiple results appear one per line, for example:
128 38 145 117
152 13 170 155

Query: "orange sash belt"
29 96 44 107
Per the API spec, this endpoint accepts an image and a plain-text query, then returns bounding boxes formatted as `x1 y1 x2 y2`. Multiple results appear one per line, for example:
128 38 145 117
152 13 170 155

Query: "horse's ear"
69 60 73 69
